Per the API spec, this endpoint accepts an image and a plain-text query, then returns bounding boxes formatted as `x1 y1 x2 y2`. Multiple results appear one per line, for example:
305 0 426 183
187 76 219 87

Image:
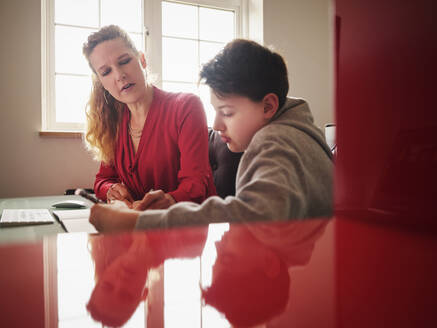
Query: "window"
42 0 244 132
160 1 238 125
42 0 145 132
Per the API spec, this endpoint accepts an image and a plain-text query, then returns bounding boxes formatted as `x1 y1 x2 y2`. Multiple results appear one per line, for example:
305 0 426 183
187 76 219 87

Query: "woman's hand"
107 183 134 206
132 190 176 211
89 201 139 233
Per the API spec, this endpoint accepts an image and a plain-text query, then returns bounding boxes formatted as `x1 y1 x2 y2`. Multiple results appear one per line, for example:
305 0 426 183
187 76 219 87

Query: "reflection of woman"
202 219 328 327
87 234 150 327
86 227 208 327
82 25 216 208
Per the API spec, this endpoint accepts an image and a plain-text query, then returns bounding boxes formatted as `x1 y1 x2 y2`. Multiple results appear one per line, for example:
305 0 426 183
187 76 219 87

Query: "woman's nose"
114 67 126 81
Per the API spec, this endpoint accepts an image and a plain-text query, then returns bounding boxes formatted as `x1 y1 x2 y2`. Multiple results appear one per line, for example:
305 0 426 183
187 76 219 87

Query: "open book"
52 209 97 233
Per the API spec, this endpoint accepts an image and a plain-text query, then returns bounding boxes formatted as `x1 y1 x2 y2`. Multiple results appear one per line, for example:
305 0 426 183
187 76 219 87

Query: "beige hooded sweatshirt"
136 98 333 230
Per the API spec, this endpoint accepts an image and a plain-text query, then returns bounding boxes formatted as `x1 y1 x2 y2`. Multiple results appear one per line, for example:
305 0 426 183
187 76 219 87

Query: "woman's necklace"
129 92 151 140
129 122 143 139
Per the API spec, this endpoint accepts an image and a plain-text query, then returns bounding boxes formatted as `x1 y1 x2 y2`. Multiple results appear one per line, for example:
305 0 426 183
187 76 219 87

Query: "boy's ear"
262 93 279 120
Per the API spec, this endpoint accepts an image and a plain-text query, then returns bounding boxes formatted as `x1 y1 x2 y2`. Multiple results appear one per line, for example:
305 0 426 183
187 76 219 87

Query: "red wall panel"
335 0 437 226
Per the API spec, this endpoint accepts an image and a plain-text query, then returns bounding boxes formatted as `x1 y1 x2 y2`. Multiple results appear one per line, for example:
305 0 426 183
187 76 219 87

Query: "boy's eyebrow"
217 104 235 110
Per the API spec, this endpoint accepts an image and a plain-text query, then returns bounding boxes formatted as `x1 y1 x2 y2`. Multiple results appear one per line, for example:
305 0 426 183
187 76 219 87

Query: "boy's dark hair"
200 39 289 109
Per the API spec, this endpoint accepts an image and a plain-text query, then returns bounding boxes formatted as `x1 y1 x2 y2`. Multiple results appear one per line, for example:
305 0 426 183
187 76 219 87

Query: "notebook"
52 209 97 233
0 209 55 226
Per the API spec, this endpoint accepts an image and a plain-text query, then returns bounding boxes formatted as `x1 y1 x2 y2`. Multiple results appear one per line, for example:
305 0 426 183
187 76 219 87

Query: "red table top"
0 216 435 328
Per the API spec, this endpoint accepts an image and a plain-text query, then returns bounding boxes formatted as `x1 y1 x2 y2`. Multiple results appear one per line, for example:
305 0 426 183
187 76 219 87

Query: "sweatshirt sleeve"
136 130 308 230
167 95 216 203
94 162 121 201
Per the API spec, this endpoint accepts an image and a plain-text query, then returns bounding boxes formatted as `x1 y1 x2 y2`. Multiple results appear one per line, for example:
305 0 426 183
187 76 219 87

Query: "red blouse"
94 86 216 203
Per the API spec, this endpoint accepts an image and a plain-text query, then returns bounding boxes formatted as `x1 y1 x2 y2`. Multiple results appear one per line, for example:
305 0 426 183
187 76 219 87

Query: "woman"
82 25 216 209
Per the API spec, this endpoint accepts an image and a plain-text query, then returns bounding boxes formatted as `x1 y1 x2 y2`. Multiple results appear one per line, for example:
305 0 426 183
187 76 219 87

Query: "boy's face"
211 91 268 152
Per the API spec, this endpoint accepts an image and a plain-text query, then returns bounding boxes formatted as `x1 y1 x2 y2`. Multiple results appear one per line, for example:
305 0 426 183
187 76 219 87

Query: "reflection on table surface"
0 217 436 328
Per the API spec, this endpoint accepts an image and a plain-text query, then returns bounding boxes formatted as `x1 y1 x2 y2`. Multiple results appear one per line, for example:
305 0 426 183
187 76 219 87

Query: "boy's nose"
212 116 224 132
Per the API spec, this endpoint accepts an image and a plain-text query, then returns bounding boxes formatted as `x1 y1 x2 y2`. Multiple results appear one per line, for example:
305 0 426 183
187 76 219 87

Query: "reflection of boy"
203 226 290 328
90 39 333 232
202 220 328 327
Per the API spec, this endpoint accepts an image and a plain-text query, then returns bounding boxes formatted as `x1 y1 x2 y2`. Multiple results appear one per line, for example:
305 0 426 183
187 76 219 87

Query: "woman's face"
89 38 147 104
87 251 148 326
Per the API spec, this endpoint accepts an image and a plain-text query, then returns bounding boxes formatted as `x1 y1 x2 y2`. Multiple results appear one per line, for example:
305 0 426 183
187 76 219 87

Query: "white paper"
1 209 54 225
52 209 90 220
61 218 97 233
53 209 97 233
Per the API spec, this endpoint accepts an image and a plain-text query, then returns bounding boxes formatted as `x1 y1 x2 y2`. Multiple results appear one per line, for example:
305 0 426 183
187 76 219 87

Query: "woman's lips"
121 83 134 92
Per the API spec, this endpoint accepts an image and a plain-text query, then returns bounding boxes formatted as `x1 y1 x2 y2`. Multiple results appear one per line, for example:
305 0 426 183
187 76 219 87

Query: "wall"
263 0 334 129
0 0 99 198
0 0 333 198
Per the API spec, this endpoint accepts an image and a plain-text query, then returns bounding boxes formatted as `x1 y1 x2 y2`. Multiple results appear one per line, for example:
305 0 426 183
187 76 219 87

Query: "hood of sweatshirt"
270 97 333 159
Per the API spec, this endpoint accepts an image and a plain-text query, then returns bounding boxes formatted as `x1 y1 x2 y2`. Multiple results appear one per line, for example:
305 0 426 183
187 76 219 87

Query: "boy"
89 39 333 232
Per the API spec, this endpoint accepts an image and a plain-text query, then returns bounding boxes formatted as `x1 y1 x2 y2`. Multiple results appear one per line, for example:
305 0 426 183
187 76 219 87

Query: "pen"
74 188 105 204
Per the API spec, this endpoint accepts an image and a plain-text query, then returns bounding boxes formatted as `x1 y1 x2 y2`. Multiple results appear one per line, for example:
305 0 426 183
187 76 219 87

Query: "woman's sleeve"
94 162 120 201
167 95 216 203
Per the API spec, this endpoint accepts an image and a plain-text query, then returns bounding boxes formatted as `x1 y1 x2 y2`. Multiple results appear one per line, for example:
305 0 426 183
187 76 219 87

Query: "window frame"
41 0 246 133
147 0 246 87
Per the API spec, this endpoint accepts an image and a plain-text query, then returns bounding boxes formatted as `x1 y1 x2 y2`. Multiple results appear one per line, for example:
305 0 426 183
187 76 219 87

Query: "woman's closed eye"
119 57 131 65
100 68 111 77
99 58 131 77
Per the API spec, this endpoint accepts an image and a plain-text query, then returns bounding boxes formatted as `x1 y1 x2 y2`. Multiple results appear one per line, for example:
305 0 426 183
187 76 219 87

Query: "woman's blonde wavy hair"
82 25 140 164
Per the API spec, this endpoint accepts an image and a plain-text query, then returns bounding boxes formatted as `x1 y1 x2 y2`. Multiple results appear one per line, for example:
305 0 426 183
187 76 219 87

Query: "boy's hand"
89 201 139 233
